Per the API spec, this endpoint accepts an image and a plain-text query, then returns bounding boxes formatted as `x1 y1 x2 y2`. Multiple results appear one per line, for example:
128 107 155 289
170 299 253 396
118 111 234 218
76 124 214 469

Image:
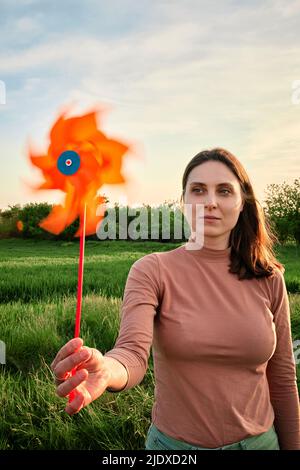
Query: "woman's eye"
192 188 230 194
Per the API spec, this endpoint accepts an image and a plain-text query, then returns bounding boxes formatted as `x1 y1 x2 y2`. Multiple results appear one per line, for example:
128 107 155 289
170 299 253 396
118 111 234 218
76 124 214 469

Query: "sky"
0 0 300 210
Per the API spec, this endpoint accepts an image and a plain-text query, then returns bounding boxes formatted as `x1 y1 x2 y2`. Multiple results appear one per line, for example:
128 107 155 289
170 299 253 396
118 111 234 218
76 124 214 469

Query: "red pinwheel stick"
74 203 87 338
69 203 87 403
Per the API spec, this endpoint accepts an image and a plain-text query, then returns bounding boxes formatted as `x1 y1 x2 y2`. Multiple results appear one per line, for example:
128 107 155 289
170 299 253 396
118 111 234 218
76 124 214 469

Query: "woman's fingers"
56 368 89 398
51 337 83 370
65 390 86 415
76 347 103 372
53 348 91 381
51 342 110 415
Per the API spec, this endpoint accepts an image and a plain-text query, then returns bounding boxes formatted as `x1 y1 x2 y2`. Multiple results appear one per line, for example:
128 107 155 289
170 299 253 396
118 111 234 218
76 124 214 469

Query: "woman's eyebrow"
189 182 235 189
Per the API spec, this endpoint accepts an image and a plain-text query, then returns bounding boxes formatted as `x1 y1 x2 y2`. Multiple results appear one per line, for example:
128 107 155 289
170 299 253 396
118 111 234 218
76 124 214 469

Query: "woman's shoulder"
266 265 286 286
257 265 288 311
132 244 184 265
258 264 285 285
130 244 185 276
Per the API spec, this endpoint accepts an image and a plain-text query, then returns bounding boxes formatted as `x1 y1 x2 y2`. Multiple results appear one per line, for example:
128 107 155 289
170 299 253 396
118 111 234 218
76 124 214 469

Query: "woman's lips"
203 216 220 222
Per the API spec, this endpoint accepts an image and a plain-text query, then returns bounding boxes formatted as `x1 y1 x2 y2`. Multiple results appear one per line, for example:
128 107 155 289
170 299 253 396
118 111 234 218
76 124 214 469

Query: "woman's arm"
104 253 161 392
266 269 300 450
104 357 129 392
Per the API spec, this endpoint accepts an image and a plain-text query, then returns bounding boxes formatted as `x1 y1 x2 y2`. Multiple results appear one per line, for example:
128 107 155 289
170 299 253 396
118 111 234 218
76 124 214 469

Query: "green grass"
0 239 299 449
273 242 300 293
0 295 155 450
0 239 182 303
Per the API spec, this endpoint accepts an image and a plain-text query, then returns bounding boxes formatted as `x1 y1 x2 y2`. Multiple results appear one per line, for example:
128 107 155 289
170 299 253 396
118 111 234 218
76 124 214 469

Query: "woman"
51 148 300 450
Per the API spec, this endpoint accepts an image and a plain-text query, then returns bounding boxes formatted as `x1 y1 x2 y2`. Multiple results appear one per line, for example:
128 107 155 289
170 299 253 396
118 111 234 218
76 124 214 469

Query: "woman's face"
182 161 244 247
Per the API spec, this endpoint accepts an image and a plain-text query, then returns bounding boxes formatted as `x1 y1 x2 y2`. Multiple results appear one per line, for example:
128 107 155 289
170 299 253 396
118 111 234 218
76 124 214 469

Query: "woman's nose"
205 200 217 208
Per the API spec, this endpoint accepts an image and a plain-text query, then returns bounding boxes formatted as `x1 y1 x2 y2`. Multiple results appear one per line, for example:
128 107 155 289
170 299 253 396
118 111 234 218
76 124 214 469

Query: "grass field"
0 239 299 450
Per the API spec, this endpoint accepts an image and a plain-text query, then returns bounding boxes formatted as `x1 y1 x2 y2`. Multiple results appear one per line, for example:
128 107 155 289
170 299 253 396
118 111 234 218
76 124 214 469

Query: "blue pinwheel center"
57 150 80 175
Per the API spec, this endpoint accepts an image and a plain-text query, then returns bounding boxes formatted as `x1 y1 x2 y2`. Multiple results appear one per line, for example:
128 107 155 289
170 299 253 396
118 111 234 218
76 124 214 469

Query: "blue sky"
1 0 300 209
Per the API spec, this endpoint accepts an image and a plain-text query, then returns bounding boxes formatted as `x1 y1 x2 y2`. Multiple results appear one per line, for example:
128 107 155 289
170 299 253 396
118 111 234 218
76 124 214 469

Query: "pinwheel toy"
28 106 131 402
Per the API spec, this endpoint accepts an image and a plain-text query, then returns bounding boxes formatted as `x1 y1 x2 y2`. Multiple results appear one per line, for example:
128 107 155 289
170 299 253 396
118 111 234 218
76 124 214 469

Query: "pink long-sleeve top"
104 243 300 450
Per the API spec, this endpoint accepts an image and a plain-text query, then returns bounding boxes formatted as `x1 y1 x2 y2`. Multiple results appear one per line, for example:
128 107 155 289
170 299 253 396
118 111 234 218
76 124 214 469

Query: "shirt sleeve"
266 268 300 450
104 253 161 392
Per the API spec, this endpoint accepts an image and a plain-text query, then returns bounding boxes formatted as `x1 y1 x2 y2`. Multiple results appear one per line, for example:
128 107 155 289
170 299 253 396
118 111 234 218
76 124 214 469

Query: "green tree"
263 179 300 244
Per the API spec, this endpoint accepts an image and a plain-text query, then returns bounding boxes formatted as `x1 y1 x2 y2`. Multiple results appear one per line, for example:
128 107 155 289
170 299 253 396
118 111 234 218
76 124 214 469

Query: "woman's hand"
51 337 111 415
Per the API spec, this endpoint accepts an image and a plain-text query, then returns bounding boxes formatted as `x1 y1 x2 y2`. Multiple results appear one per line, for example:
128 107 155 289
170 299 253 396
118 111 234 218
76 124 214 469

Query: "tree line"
0 179 299 244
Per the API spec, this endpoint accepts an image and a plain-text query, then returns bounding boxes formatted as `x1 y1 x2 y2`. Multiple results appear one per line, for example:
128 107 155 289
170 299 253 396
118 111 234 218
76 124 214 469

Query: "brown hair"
180 147 284 280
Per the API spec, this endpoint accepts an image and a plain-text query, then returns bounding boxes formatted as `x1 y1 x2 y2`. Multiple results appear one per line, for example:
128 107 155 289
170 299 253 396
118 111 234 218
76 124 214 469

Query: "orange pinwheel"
29 107 129 236
27 106 132 405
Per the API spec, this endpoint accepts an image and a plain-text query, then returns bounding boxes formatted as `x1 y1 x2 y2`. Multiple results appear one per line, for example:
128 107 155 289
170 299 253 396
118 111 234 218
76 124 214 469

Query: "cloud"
273 0 300 17
14 16 42 35
1 0 300 208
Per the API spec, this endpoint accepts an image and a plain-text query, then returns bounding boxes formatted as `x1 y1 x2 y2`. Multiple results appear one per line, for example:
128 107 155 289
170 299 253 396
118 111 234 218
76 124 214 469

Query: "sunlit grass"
0 239 299 449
